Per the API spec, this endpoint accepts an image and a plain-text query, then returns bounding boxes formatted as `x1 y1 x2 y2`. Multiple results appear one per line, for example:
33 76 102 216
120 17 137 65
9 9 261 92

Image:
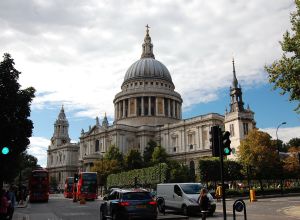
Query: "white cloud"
0 0 295 119
261 126 300 143
28 136 49 168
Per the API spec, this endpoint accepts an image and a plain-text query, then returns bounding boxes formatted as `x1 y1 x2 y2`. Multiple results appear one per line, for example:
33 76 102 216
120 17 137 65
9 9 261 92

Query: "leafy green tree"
125 149 143 170
198 158 244 183
238 129 281 190
286 138 300 148
17 151 38 182
143 140 157 166
265 0 300 113
167 160 189 183
151 146 168 164
104 145 124 166
91 159 120 185
0 53 35 187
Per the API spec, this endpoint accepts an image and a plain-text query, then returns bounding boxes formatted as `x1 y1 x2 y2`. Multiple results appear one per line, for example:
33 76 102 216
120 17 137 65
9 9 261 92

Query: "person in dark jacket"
0 189 9 220
198 188 209 220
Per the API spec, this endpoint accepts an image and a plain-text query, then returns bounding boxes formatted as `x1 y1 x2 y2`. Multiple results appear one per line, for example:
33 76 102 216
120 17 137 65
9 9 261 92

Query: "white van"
156 183 216 216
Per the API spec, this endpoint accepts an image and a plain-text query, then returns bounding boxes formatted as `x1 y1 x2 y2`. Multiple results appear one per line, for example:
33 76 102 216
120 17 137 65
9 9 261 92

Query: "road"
13 194 300 220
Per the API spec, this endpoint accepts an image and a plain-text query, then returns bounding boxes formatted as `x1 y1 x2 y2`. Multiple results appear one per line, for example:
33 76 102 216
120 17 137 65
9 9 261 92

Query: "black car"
100 189 157 220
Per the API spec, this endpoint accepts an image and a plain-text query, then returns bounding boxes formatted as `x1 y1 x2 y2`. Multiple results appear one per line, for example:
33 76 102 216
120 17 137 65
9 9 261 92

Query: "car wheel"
182 205 188 216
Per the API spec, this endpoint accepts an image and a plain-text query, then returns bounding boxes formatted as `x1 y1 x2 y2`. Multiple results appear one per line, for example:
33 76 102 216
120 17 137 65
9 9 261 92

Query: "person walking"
198 188 209 220
6 186 16 220
0 189 9 220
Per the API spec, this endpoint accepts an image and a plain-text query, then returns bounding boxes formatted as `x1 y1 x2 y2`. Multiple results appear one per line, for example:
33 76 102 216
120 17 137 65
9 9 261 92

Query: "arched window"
95 140 100 152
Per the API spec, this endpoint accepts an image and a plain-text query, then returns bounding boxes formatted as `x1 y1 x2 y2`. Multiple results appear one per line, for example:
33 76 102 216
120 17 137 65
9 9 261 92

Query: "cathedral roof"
123 25 173 86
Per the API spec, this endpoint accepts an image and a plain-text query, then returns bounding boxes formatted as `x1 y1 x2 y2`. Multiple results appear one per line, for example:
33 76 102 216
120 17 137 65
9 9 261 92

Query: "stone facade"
224 59 256 159
47 106 79 189
77 28 256 174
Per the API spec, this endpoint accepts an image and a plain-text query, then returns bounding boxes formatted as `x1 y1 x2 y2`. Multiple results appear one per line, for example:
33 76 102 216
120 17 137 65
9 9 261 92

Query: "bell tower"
50 105 71 148
224 59 256 159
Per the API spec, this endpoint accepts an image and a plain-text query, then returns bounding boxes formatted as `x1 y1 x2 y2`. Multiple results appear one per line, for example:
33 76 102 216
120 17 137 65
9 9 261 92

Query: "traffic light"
210 126 221 157
222 131 232 156
1 146 10 155
74 174 79 183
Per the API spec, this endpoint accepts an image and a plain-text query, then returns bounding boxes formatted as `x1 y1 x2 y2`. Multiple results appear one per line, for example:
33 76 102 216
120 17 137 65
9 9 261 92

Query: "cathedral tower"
224 59 256 158
47 106 79 189
50 105 71 148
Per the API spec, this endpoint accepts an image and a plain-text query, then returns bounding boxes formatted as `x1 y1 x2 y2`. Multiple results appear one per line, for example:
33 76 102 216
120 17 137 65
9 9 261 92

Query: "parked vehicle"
100 189 157 220
156 183 216 216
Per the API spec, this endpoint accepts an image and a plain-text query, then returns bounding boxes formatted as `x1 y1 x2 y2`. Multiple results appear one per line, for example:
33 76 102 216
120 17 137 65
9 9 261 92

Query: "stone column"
127 99 130 117
168 99 171 117
148 97 151 116
155 97 158 116
114 103 117 120
134 98 137 116
141 97 144 116
122 100 126 118
172 100 176 118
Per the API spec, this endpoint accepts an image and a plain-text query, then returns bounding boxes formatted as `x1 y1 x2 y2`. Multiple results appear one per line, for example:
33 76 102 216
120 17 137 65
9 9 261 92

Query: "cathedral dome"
123 58 173 84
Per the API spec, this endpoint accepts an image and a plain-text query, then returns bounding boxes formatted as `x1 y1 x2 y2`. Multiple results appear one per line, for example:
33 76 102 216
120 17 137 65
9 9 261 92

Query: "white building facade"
76 28 255 175
47 106 79 189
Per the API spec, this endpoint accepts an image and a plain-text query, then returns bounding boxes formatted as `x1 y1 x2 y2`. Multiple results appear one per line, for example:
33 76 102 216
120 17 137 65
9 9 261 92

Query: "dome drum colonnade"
113 25 183 126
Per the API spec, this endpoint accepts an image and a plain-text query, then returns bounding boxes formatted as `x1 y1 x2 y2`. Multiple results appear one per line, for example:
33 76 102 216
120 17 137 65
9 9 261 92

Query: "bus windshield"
81 173 97 193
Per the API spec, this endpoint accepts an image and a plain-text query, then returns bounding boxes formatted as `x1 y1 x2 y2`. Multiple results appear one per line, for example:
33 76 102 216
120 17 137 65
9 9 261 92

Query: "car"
100 189 158 220
156 183 216 216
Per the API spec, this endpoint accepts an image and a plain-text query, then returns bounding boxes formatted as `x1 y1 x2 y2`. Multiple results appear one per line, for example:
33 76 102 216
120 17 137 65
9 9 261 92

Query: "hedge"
107 163 168 188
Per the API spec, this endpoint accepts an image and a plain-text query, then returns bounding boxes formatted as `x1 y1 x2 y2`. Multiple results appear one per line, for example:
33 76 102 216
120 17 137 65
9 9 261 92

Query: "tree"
283 147 300 178
91 159 120 185
286 138 300 148
104 145 124 166
143 140 157 166
125 149 143 170
151 146 168 164
238 129 281 190
0 53 35 187
265 0 300 113
167 160 189 183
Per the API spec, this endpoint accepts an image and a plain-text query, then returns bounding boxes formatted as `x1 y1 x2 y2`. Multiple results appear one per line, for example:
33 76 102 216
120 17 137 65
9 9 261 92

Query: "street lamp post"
276 122 286 195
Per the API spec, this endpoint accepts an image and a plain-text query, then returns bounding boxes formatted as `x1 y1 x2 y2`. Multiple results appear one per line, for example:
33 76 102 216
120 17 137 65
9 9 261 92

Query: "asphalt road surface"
13 194 300 220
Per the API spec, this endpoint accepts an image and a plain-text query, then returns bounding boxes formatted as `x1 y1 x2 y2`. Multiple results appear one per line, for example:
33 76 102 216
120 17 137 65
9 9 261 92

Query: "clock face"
51 139 55 144
62 139 66 144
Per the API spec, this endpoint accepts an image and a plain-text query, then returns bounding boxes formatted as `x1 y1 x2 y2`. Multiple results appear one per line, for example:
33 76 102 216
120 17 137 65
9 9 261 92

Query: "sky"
0 0 299 167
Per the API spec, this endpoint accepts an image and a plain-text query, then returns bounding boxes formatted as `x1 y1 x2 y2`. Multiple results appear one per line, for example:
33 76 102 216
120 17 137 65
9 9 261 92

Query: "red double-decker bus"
29 169 49 202
64 177 74 198
75 172 97 200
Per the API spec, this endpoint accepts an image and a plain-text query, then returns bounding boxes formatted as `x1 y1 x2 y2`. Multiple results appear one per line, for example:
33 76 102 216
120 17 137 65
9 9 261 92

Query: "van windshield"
179 184 202 194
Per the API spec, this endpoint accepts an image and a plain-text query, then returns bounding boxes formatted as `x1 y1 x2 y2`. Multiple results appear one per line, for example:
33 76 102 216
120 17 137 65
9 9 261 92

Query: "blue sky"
0 0 299 167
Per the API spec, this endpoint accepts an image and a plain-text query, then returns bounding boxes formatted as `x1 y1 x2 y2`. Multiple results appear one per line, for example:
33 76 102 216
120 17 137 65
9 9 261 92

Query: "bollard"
80 196 86 204
249 189 257 202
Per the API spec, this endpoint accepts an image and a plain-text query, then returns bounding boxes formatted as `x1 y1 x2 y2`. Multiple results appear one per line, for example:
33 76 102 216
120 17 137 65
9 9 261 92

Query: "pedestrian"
0 189 9 220
198 188 209 220
6 186 16 220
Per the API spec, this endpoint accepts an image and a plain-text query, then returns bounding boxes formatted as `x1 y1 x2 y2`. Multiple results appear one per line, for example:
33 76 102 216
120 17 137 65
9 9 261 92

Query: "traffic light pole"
218 129 227 220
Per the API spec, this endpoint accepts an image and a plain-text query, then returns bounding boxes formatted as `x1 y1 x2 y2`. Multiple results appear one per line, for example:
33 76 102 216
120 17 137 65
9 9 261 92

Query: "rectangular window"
95 140 99 152
230 124 235 137
243 123 249 135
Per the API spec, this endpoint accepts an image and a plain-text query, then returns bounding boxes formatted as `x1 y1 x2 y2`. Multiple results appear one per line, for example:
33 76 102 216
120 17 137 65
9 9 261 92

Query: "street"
13 194 300 220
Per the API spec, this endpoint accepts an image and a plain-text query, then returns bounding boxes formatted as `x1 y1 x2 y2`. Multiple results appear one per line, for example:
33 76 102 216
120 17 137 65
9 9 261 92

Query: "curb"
226 193 300 201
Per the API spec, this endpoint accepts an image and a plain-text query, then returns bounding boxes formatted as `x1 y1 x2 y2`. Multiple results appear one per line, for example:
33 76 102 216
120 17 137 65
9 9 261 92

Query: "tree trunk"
259 179 264 194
